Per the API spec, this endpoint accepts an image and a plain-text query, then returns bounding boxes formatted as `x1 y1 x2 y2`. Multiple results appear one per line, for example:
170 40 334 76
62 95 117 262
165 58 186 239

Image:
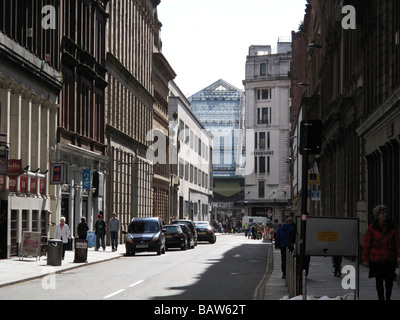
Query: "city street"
0 234 272 300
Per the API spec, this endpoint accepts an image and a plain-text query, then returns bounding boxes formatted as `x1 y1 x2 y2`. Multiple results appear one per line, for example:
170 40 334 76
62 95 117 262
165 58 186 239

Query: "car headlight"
126 234 134 243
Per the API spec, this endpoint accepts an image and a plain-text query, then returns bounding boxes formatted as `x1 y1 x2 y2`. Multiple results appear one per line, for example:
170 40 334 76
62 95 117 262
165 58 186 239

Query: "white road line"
129 280 144 287
104 280 144 299
104 289 125 299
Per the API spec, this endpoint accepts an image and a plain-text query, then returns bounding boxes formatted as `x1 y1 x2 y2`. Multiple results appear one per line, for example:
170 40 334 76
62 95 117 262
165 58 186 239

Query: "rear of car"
171 219 198 246
195 221 216 243
164 224 187 250
124 217 166 255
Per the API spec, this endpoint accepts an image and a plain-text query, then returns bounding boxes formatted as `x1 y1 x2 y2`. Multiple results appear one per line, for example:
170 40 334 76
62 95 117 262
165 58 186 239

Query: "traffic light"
92 171 99 198
299 120 323 155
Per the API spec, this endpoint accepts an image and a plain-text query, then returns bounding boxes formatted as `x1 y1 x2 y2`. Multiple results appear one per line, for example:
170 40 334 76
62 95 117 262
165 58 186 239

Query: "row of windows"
0 0 60 68
178 120 209 161
179 159 209 189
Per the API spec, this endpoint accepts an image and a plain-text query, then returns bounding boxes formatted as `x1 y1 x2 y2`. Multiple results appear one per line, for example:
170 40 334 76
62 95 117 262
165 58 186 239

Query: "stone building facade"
243 43 292 221
105 0 160 236
57 0 109 239
297 0 400 239
0 0 62 258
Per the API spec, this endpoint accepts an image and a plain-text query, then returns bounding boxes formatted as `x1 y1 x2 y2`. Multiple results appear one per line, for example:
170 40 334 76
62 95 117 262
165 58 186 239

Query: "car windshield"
129 221 160 233
196 222 209 228
165 226 180 233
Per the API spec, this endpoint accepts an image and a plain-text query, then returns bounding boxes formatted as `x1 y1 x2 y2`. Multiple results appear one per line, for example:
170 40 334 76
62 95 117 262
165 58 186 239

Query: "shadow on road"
152 241 272 300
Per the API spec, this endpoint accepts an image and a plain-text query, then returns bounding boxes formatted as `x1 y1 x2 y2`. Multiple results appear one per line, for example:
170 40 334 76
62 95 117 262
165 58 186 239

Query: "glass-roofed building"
189 79 245 218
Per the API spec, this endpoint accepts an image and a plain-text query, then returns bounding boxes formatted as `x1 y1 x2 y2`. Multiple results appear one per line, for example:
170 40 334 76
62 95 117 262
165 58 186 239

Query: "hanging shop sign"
82 169 91 190
20 175 28 193
8 159 24 176
50 163 64 185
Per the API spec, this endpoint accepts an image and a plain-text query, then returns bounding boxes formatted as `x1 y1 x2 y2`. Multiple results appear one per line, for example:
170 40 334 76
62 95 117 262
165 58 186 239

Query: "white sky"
157 0 307 97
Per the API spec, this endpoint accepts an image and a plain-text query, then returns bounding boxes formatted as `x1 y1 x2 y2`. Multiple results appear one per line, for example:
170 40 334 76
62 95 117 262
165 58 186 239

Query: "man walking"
108 212 120 252
276 217 295 279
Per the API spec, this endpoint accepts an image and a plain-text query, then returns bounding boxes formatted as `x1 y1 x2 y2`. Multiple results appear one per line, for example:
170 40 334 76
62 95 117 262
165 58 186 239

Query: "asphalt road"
0 234 272 300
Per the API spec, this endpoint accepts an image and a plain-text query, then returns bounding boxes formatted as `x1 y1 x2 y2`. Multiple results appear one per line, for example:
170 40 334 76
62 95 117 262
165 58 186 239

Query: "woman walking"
362 205 400 300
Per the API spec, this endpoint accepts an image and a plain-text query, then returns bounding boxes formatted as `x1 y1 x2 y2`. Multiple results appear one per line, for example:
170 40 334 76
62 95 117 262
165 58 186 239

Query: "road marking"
129 280 144 287
104 289 125 299
103 280 144 299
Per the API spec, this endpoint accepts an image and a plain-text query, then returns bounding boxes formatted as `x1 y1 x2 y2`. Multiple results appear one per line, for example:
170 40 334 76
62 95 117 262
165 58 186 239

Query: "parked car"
178 224 195 249
123 217 166 256
171 219 197 246
195 221 216 243
164 224 188 250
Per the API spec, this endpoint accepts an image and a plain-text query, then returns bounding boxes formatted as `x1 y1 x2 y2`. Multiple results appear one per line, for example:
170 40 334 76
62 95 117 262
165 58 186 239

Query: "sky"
157 0 307 97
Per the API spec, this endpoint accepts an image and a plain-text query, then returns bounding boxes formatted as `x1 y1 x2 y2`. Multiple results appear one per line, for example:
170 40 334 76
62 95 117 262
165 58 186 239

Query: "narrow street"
0 234 272 300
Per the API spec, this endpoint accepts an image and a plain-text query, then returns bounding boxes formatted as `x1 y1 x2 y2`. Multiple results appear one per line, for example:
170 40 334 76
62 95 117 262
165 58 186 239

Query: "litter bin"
47 239 63 266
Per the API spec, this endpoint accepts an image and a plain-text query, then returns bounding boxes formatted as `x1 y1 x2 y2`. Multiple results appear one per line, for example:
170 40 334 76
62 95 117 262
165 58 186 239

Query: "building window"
179 120 184 142
258 108 269 124
267 156 270 174
179 158 184 178
259 156 266 173
260 63 267 76
267 132 270 149
259 132 266 149
258 181 265 198
257 88 271 100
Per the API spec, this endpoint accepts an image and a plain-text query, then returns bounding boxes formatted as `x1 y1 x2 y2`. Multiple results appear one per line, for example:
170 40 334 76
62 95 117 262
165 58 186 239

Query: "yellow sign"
317 231 339 243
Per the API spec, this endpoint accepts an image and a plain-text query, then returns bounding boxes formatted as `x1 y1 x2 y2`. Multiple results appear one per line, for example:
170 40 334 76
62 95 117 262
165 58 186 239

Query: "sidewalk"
265 246 400 300
0 245 126 288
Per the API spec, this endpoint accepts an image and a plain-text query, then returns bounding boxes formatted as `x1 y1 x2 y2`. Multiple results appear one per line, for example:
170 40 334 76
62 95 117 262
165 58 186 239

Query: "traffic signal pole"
298 148 308 297
297 120 322 297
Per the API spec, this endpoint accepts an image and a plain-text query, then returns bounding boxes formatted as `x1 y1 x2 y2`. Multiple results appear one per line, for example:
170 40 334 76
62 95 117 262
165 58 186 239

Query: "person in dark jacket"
362 205 400 300
77 217 89 239
276 217 295 279
95 213 107 251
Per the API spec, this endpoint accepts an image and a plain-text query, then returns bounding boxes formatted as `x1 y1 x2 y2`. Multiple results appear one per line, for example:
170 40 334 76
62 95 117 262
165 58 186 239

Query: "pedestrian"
362 204 400 300
95 212 107 251
276 217 295 279
54 216 71 260
108 212 120 252
251 225 258 240
77 216 89 240
273 219 280 249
